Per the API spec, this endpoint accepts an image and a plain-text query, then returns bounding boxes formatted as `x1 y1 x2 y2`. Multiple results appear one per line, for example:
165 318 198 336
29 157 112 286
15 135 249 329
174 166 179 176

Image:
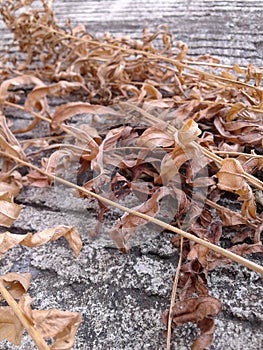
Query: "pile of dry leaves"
0 1 262 349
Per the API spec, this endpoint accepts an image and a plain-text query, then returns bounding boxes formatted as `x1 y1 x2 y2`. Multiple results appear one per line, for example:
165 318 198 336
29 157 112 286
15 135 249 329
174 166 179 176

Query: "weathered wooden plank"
0 0 263 66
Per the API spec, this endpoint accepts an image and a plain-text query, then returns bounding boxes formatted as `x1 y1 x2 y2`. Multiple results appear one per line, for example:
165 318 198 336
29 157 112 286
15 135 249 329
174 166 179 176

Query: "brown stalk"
0 281 49 350
166 236 183 350
0 150 262 275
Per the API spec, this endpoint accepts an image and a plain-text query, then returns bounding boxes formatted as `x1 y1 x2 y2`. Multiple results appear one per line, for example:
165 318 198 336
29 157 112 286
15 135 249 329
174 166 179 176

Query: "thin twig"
0 150 262 275
166 236 184 350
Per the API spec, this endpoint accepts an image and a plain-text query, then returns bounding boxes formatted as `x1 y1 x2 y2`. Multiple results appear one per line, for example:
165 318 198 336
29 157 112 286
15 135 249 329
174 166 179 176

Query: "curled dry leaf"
138 126 174 147
217 158 257 220
192 318 215 350
109 187 171 251
226 102 245 121
0 306 23 346
25 80 89 114
51 102 120 131
208 243 263 270
0 225 82 257
214 116 263 146
0 272 31 300
26 170 50 188
0 192 22 227
162 296 221 350
0 75 45 105
0 170 23 197
138 82 162 102
175 119 202 146
62 125 100 161
0 112 26 162
20 294 81 350
158 149 187 185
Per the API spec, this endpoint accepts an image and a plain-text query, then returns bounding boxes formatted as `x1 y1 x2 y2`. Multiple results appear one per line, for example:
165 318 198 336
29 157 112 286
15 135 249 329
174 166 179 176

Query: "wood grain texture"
0 0 263 66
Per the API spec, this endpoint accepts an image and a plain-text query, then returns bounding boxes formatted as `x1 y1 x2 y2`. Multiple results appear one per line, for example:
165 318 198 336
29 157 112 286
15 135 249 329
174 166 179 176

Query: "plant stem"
166 236 184 350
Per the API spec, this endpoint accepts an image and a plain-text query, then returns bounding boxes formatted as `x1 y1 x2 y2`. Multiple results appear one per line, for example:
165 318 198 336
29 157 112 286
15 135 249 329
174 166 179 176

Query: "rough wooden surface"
0 2 262 350
1 0 263 67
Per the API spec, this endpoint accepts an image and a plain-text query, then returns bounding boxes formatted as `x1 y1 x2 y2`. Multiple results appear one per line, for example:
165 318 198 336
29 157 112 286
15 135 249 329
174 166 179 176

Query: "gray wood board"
0 0 263 66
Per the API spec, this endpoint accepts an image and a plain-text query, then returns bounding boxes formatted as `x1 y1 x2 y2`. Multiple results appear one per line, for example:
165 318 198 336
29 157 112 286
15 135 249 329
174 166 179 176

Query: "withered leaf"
158 149 187 185
226 102 245 121
51 102 119 130
0 225 82 257
20 295 81 350
138 82 162 102
26 170 50 188
25 81 89 113
187 244 210 270
0 192 22 227
109 186 171 250
0 113 26 161
173 296 221 323
0 272 31 300
0 75 45 105
0 306 23 345
139 126 174 147
192 318 215 350
175 118 202 146
162 296 221 350
217 158 257 219
0 170 23 197
208 243 263 270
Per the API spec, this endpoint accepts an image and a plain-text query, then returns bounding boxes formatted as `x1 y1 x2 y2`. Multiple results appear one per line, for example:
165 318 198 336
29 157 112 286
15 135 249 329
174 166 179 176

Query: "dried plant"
0 1 262 349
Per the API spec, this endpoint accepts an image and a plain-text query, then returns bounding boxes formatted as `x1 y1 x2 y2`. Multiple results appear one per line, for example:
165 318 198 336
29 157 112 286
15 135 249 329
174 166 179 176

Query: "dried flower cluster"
0 0 262 349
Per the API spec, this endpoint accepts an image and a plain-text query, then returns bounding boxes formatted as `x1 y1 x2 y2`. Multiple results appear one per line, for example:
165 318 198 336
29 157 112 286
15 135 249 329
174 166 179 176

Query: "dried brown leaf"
217 158 257 219
208 243 263 270
0 170 23 197
138 82 162 102
139 127 174 147
20 295 81 350
25 81 89 114
0 75 45 105
212 203 249 226
162 296 221 350
0 192 22 227
158 149 187 185
26 170 50 188
0 112 26 162
51 102 119 130
192 318 215 350
0 225 82 257
0 306 23 345
109 186 171 250
187 244 210 270
0 272 31 300
167 296 221 325
214 117 262 145
175 119 202 146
